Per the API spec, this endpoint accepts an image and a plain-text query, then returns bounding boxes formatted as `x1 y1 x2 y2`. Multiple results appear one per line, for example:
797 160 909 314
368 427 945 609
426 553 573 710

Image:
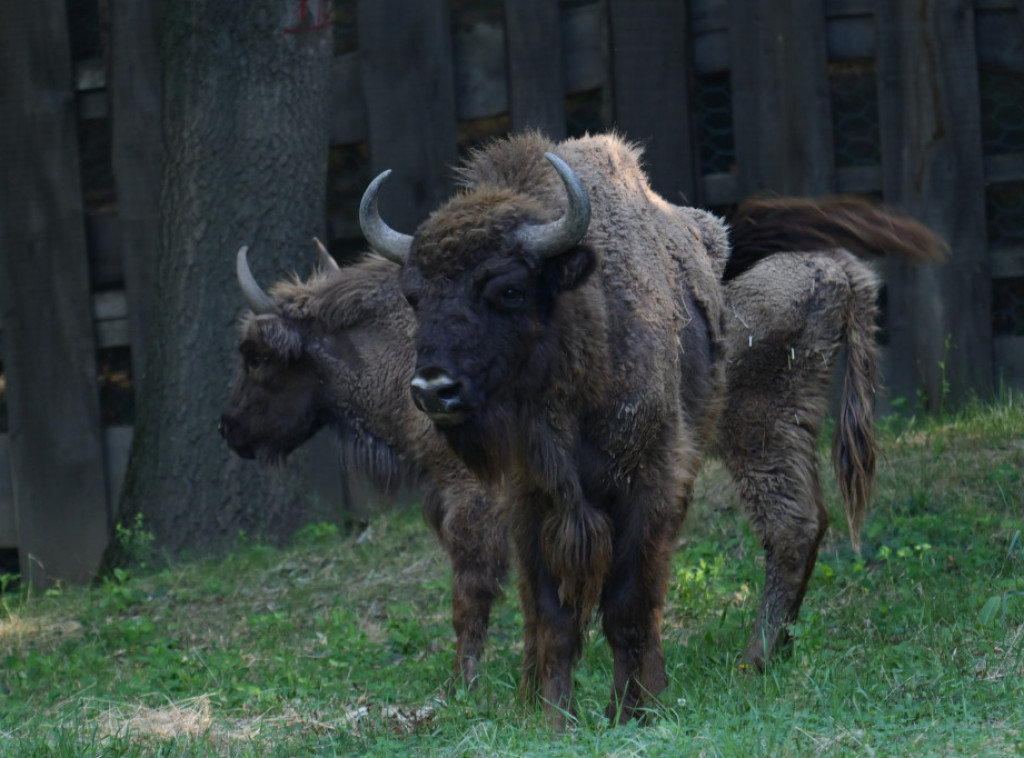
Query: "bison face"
219 316 325 467
219 246 329 467
399 238 594 434
357 153 593 470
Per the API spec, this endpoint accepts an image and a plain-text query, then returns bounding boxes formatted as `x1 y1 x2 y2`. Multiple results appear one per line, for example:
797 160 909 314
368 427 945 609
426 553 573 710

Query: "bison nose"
219 415 255 459
410 368 472 427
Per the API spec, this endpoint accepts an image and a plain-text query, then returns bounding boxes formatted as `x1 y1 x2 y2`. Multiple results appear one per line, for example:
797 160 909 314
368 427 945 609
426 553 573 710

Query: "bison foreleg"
433 487 510 691
449 553 507 689
514 534 584 728
599 530 674 724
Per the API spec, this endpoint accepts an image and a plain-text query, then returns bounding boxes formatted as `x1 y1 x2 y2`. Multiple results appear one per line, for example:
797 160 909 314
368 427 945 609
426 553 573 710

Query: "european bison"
218 240 508 687
364 132 728 724
719 195 946 668
359 132 946 724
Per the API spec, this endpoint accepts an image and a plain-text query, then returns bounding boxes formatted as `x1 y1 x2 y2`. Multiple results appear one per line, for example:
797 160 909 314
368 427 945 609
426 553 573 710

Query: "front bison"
361 132 729 724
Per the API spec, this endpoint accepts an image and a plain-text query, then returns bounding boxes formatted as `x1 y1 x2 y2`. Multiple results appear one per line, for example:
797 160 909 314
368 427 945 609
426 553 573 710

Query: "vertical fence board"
0 436 14 548
504 0 566 139
607 0 699 203
0 1 110 586
111 0 163 399
358 0 458 233
729 0 834 196
876 0 992 406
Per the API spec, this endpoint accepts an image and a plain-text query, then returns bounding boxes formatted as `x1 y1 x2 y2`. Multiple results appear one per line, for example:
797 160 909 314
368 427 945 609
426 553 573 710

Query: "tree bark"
112 0 335 559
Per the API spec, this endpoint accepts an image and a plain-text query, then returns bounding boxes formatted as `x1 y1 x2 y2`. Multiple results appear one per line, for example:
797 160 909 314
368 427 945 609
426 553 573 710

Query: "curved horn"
516 152 592 258
359 170 413 264
236 246 279 315
313 237 340 272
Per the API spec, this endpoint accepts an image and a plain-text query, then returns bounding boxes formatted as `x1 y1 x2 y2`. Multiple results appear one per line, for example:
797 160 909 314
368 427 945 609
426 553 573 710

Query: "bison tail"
541 503 613 622
724 195 948 281
831 260 881 555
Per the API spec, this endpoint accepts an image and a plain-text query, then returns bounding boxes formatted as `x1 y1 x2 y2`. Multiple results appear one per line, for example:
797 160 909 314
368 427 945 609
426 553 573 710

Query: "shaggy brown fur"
219 253 509 688
716 195 945 671
392 132 729 725
718 249 878 669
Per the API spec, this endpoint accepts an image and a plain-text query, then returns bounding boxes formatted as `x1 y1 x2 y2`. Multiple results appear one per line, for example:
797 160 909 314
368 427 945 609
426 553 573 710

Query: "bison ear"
541 245 595 295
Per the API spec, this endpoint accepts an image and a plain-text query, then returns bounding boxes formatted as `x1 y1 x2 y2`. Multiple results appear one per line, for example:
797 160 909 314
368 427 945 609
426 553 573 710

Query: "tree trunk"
111 0 335 559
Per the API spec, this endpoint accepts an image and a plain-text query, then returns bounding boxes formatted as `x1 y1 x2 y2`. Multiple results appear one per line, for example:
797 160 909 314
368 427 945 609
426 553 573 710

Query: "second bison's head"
359 153 594 466
218 243 338 466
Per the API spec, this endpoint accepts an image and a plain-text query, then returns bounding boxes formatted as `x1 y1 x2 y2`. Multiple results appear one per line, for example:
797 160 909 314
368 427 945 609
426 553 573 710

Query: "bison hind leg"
733 464 829 671
724 440 827 671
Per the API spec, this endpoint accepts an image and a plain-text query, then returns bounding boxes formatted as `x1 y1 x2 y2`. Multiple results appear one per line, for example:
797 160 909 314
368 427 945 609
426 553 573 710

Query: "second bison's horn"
313 237 340 272
516 152 592 258
359 170 414 264
236 246 279 316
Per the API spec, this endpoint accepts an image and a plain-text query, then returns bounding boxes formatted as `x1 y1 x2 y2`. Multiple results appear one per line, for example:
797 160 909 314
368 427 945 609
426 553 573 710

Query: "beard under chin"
255 447 288 470
439 405 514 483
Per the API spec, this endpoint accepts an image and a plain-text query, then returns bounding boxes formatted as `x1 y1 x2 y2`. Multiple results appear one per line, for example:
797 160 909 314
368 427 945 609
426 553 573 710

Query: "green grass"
2 395 1023 755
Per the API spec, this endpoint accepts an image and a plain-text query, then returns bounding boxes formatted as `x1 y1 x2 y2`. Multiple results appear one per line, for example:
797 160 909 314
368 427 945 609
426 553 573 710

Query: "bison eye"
244 352 267 372
498 285 526 311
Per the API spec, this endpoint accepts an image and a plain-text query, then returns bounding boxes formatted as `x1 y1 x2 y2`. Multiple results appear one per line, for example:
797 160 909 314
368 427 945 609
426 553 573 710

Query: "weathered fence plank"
876 0 992 406
729 0 835 196
358 0 458 232
608 0 699 204
0 436 14 548
0 0 110 586
504 0 566 139
111 0 163 397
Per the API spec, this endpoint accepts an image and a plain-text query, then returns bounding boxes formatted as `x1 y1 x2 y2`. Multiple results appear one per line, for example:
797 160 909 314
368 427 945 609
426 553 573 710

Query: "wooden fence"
1 0 1022 583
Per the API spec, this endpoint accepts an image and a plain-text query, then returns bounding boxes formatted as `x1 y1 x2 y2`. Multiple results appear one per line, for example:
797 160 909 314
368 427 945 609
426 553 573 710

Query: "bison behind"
219 242 509 688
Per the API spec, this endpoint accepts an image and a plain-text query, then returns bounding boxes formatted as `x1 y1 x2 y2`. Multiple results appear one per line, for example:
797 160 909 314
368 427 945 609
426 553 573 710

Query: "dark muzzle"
410 367 473 427
218 414 255 459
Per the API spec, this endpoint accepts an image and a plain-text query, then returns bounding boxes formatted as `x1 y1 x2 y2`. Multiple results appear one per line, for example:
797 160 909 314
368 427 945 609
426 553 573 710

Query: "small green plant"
114 512 155 568
675 552 728 620
936 333 955 418
295 521 340 545
0 572 18 596
98 566 136 613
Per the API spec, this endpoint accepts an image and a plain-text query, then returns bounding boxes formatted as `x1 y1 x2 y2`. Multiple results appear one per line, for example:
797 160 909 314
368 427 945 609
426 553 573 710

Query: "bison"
359 132 946 724
718 194 946 667
218 240 508 688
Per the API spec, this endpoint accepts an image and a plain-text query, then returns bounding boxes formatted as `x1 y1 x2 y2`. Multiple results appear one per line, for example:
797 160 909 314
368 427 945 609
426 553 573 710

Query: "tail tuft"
832 261 880 554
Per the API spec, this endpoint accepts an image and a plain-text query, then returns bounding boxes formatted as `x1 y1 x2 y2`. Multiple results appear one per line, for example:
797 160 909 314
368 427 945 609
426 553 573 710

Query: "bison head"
360 153 594 469
219 244 337 466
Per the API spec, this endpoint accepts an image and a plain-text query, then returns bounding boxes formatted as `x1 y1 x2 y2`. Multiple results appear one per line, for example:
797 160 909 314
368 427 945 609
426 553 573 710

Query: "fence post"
504 0 567 140
0 1 110 587
728 0 834 197
358 0 458 233
876 0 992 407
608 0 700 204
111 0 163 399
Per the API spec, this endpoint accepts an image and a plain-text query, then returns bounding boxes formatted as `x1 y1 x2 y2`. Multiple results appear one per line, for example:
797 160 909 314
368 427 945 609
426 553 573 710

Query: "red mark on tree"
284 0 334 34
